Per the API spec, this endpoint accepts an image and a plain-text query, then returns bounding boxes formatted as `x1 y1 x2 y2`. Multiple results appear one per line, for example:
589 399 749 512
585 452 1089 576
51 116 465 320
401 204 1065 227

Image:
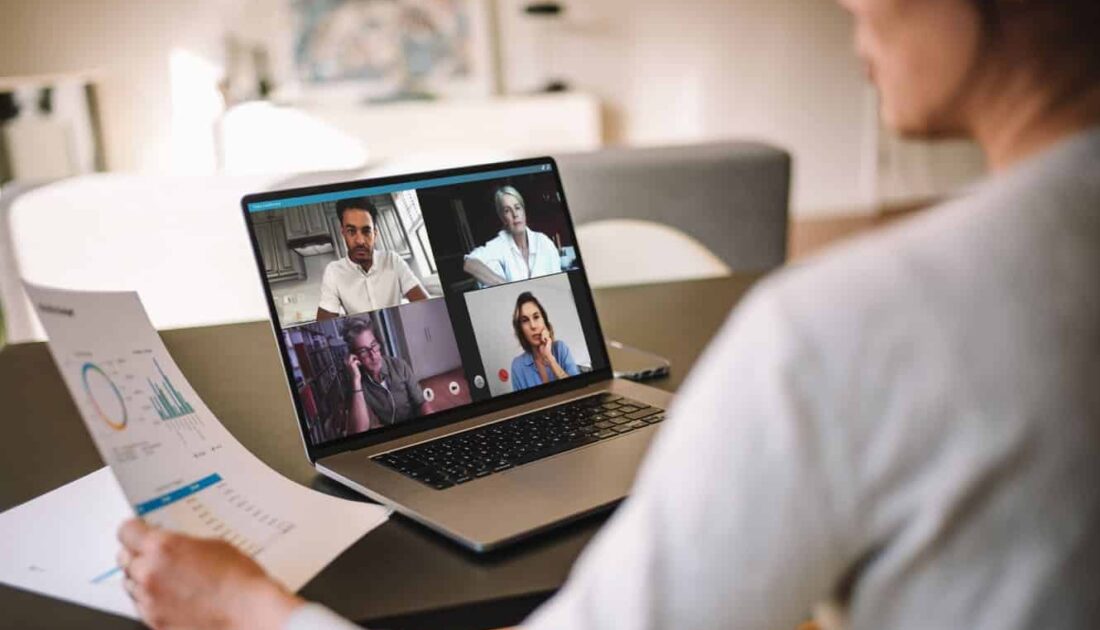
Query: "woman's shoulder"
530 229 556 246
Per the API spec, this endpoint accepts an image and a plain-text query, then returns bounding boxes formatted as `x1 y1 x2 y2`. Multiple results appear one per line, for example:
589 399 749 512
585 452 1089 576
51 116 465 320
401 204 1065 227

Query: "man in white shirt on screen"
315 197 429 320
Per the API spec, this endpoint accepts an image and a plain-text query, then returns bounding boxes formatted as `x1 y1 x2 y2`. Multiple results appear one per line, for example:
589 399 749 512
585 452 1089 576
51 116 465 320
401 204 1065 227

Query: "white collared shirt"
466 227 562 284
318 251 423 316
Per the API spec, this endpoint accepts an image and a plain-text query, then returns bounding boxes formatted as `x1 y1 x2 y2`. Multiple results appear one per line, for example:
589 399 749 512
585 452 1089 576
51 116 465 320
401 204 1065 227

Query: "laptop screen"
243 160 610 453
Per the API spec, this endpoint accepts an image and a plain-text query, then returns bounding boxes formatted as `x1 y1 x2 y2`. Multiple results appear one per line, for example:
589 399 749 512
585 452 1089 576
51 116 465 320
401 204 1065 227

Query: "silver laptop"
241 158 672 551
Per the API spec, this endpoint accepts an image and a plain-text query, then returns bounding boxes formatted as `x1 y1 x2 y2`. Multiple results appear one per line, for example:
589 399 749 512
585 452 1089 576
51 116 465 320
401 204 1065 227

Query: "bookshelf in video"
246 165 608 446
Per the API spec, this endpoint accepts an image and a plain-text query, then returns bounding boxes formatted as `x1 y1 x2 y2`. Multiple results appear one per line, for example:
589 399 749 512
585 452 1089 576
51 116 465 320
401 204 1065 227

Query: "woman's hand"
536 329 555 363
116 518 303 630
536 330 570 380
536 330 569 380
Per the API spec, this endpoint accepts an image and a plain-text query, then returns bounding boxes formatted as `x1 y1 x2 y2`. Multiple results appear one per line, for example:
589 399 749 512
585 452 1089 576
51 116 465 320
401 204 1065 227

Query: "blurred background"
0 0 990 345
0 0 985 215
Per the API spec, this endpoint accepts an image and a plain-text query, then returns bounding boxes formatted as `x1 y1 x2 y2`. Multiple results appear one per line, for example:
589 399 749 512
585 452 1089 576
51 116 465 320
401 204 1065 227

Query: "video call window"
417 173 581 294
464 273 592 397
249 190 442 329
248 163 609 447
283 299 471 444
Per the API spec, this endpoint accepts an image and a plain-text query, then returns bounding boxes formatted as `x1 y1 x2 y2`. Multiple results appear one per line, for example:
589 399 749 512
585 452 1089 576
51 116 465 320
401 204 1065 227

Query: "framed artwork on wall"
292 0 496 101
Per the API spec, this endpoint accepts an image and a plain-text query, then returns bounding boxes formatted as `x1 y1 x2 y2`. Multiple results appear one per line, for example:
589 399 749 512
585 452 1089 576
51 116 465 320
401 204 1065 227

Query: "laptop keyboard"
373 393 664 490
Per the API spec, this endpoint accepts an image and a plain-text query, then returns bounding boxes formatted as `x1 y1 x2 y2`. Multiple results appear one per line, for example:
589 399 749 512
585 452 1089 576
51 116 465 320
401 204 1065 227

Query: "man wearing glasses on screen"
343 317 432 431
316 198 429 321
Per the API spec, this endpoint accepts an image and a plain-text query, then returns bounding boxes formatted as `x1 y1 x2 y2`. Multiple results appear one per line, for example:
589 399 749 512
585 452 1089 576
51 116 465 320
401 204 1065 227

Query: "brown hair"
512 292 554 355
342 316 381 350
975 0 1099 61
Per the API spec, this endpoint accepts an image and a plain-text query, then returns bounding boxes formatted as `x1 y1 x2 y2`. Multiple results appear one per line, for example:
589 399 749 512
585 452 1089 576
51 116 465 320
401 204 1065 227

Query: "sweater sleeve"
523 289 849 630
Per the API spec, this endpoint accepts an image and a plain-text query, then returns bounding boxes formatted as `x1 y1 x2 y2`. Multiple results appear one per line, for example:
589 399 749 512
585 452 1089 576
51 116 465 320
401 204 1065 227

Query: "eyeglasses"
352 342 382 357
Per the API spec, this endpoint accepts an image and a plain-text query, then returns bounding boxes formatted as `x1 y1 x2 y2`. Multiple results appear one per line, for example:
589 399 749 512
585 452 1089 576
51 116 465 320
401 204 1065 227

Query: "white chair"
576 219 730 288
3 173 282 343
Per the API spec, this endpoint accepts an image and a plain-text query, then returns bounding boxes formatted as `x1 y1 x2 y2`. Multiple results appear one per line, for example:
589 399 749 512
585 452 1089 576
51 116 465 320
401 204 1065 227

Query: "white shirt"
466 227 562 284
317 251 423 316
282 128 1100 630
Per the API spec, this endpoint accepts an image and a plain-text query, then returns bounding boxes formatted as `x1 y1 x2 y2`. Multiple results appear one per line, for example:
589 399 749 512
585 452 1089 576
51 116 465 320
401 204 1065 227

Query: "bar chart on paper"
149 358 193 420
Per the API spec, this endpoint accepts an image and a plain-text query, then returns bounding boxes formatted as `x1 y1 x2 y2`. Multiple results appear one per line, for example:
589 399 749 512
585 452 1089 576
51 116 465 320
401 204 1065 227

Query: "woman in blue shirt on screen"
510 291 579 391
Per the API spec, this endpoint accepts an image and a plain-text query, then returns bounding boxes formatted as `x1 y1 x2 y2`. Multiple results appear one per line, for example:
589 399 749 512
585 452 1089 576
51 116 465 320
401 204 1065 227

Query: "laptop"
240 157 672 551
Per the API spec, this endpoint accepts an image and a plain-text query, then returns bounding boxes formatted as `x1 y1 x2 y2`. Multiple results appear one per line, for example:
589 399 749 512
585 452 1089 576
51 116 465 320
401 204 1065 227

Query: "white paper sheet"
1 284 390 619
0 468 138 618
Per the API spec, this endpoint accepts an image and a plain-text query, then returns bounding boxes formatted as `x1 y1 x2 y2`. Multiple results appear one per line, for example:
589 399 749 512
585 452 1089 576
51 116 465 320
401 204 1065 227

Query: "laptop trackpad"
507 429 655 505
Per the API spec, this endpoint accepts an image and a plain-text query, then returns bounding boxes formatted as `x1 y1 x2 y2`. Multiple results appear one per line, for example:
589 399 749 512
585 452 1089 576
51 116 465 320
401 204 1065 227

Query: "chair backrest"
0 181 51 344
576 219 731 288
555 141 791 273
3 173 282 343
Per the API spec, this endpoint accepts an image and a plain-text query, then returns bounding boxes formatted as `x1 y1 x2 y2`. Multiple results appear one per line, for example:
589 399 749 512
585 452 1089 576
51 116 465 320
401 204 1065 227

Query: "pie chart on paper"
82 362 128 431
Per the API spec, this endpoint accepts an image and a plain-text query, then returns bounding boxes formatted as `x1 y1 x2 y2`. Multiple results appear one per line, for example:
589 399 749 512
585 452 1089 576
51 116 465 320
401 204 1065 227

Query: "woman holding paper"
116 0 1100 628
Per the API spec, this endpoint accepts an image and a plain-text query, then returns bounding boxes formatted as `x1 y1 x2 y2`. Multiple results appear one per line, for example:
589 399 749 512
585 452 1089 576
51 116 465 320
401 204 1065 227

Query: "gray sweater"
292 127 1100 630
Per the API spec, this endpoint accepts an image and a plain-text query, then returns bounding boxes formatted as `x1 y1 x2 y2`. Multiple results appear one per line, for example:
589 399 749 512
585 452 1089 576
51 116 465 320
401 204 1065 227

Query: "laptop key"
595 429 617 439
626 407 660 420
513 436 599 466
612 425 634 434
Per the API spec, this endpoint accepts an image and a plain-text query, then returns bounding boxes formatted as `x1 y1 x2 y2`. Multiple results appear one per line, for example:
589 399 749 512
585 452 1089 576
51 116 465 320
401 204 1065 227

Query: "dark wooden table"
0 274 759 629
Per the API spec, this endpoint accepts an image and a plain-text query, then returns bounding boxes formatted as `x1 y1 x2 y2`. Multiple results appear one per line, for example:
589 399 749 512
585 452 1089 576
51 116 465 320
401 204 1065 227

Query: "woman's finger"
116 548 132 575
125 552 155 586
123 576 148 604
117 518 151 552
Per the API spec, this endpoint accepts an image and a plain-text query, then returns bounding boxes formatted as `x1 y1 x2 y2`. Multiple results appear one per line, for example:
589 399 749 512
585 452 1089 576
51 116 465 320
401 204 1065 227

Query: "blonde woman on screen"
463 185 563 287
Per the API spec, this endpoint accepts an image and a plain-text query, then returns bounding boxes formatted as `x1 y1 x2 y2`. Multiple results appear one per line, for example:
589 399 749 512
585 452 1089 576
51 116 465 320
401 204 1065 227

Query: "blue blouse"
510 340 580 391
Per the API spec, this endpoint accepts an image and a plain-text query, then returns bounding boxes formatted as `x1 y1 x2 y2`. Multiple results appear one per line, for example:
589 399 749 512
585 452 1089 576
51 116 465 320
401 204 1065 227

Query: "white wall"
396 298 464 381
497 0 985 215
0 0 227 173
0 0 985 214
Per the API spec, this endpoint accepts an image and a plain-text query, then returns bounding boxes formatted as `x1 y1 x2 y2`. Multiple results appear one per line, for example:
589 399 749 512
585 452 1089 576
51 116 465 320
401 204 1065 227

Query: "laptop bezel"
240 156 614 464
